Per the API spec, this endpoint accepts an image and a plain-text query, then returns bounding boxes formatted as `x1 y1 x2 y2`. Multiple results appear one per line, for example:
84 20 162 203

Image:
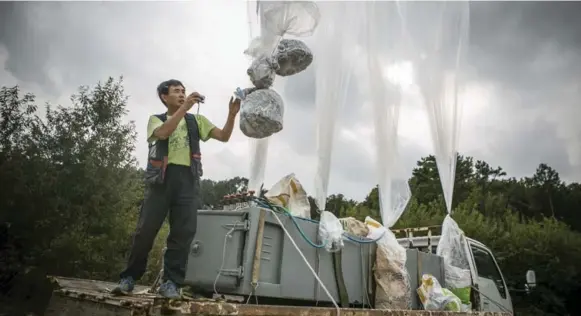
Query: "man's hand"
182 92 205 111
229 97 241 116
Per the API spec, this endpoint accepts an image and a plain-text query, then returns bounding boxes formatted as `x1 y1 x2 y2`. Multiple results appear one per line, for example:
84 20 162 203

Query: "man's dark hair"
157 79 185 106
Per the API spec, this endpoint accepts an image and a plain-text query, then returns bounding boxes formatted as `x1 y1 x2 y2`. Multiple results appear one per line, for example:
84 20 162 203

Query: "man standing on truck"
112 79 241 299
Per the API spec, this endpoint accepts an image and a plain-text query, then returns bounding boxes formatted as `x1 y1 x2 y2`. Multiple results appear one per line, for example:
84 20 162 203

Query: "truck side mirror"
525 270 536 292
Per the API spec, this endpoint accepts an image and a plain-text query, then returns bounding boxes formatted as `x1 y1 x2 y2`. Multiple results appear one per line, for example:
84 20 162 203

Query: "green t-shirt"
147 114 216 166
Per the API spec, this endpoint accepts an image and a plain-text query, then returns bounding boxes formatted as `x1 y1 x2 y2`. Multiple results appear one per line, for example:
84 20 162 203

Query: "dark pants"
120 165 200 285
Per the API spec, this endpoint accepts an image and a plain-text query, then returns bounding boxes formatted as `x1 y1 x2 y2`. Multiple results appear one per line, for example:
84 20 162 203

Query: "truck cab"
394 226 515 314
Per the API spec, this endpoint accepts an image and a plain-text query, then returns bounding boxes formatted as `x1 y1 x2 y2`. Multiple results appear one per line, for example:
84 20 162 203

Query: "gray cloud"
1 1 580 201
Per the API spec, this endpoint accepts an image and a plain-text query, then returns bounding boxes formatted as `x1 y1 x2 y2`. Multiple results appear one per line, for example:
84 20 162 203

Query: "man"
112 79 240 298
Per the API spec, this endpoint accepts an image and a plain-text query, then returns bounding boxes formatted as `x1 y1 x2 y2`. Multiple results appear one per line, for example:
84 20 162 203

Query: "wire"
268 208 341 316
213 223 238 296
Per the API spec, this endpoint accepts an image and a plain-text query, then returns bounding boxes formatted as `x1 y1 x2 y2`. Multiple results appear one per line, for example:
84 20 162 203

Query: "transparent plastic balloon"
364 2 411 229
395 3 472 309
246 1 272 192
396 1 470 214
245 1 321 192
362 1 413 310
312 1 361 211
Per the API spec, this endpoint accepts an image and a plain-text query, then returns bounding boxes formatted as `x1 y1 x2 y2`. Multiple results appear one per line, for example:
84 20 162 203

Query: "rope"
268 208 341 316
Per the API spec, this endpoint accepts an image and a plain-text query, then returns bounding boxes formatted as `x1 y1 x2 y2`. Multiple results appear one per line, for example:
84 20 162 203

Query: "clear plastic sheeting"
274 39 313 77
313 1 361 211
318 210 344 252
417 274 462 311
396 1 470 214
240 89 284 139
436 215 473 310
264 173 311 219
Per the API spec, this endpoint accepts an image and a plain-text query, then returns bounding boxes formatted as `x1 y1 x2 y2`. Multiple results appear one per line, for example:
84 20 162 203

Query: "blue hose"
252 199 386 247
255 200 326 248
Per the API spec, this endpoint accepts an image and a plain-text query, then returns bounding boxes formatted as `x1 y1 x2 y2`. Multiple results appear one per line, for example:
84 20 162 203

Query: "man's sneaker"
111 277 134 295
158 280 181 299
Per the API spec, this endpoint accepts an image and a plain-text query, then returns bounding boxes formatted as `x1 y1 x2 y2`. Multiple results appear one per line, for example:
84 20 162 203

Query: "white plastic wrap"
247 55 279 89
318 210 344 252
436 215 473 309
274 39 313 76
313 1 360 211
417 274 462 311
240 89 284 139
264 173 311 219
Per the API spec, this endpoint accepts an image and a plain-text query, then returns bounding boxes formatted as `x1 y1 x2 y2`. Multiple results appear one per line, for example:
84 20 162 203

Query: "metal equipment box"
405 249 446 309
184 206 375 306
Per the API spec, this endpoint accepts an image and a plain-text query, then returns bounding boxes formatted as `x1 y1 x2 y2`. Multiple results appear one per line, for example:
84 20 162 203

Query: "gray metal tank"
183 206 375 306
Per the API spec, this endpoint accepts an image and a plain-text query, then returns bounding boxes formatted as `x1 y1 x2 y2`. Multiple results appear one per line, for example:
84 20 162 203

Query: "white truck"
394 226 537 315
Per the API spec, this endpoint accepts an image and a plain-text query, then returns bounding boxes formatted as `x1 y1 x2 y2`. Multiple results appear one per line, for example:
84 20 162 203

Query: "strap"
150 113 169 157
332 249 350 307
154 113 168 122
184 113 201 155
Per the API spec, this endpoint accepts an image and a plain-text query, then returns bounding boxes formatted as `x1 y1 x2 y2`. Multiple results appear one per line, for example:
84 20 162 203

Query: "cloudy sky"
1 1 580 202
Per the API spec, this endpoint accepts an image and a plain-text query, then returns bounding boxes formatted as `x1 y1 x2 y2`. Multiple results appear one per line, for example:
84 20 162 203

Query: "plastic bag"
365 216 411 310
318 211 344 252
274 39 313 77
264 173 310 219
339 217 368 238
247 55 279 89
239 88 284 139
436 215 472 309
260 1 320 37
417 274 462 311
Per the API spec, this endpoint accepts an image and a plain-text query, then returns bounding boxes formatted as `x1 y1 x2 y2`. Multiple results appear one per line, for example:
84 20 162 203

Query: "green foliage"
1 80 580 315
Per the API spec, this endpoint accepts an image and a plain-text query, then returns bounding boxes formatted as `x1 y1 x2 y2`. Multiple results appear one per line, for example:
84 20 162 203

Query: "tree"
0 78 143 313
408 154 475 211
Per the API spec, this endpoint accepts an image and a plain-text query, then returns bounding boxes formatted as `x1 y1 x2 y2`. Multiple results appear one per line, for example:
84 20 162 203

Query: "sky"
1 1 580 202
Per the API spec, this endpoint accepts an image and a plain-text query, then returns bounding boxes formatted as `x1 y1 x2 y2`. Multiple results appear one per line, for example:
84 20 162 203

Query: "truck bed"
45 276 511 316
